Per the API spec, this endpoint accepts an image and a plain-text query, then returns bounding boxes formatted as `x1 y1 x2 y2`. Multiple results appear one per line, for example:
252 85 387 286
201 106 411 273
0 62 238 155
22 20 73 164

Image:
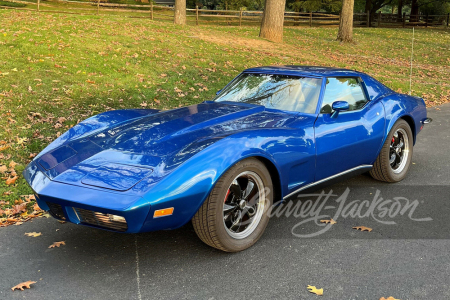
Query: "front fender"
139 128 315 231
35 109 160 159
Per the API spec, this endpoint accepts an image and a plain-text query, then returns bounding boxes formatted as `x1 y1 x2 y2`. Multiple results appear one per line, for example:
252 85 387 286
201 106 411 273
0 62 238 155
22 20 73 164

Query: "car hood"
86 102 294 156
28 102 300 193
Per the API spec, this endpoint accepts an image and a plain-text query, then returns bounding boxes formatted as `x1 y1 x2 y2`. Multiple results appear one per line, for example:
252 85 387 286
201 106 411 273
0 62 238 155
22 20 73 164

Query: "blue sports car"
24 66 431 252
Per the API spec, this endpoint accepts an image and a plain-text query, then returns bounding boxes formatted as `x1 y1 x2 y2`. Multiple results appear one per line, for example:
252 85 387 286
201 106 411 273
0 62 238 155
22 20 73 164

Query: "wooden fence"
1 0 449 28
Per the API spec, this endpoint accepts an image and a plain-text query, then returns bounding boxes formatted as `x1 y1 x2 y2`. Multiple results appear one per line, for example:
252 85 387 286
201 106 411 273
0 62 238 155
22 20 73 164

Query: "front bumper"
24 162 151 233
36 195 149 233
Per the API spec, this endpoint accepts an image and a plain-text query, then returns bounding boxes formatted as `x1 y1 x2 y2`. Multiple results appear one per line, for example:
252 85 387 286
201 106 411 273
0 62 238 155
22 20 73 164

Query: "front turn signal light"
153 207 174 218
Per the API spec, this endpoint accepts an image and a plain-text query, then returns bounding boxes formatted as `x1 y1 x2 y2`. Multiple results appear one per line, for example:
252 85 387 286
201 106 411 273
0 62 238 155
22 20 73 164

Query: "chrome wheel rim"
223 171 266 239
390 128 409 174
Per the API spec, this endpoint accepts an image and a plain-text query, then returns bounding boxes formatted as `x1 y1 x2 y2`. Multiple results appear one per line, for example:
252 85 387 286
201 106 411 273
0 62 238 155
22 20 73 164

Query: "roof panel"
243 65 364 77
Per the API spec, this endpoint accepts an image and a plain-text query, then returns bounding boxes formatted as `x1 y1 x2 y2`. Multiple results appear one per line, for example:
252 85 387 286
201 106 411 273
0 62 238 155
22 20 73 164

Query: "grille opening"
74 208 128 232
46 202 66 220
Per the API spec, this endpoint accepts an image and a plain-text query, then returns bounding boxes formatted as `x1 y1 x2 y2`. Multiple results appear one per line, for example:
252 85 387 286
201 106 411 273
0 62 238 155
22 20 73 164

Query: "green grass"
0 10 449 220
0 0 26 7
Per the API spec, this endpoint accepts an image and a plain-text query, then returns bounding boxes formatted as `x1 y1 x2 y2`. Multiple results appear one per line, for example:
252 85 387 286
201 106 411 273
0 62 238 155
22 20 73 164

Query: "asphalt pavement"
1 104 449 300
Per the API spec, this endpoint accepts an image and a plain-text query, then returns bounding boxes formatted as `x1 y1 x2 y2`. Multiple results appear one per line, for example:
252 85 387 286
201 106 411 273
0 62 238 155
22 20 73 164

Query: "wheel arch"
253 156 282 205
400 114 416 144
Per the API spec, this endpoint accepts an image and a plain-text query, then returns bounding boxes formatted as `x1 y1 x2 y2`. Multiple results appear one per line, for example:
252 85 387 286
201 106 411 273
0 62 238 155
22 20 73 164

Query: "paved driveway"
1 104 449 300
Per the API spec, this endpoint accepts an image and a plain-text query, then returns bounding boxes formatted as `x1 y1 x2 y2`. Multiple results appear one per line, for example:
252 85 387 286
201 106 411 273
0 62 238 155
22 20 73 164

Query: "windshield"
213 73 322 114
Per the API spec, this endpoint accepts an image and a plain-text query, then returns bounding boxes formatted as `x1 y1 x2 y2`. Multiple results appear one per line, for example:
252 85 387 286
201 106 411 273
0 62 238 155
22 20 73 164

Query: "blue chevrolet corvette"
24 66 431 252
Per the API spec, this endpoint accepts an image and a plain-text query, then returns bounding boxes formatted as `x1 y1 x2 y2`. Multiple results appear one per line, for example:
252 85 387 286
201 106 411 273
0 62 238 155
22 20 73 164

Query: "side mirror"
216 89 222 95
331 101 349 118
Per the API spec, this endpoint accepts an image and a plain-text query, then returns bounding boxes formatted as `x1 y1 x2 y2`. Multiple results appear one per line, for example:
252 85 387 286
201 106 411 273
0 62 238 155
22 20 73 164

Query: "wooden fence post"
309 12 312 27
378 11 381 27
196 6 199 25
97 0 100 15
37 0 40 12
366 10 370 27
403 12 406 28
425 13 428 27
239 7 242 27
447 13 449 27
151 2 153 20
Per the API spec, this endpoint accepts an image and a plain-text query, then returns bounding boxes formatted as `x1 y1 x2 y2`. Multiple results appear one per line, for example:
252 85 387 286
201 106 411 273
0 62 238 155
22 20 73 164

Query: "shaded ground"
0 104 448 299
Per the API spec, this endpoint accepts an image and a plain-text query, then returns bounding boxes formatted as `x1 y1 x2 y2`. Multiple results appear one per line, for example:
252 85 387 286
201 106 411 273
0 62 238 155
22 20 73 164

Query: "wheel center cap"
239 200 246 210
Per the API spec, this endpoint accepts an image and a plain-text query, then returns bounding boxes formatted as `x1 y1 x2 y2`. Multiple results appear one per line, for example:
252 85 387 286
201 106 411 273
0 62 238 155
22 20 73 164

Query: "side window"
320 77 369 114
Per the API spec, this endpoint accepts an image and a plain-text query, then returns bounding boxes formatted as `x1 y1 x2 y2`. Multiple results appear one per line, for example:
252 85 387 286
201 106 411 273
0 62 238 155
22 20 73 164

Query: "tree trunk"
410 0 419 22
364 0 371 26
337 0 354 43
259 0 286 43
397 0 403 22
174 0 186 25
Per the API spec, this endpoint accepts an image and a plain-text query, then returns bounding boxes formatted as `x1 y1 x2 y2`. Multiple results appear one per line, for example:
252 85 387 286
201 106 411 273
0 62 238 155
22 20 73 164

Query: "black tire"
192 158 273 252
370 119 413 182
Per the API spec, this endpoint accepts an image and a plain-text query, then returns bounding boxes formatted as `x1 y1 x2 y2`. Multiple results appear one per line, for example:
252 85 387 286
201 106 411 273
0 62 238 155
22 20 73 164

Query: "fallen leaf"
17 137 28 145
11 281 36 291
11 203 26 214
0 165 7 173
25 232 42 237
48 241 65 248
320 219 337 224
307 285 323 296
353 226 373 232
42 212 51 218
6 176 18 185
380 297 400 300
9 161 18 169
23 195 36 202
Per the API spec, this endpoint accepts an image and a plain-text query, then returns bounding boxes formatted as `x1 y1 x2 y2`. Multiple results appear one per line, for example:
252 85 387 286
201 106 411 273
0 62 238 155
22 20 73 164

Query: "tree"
259 0 287 43
174 0 187 25
337 0 354 42
397 0 403 21
337 0 355 43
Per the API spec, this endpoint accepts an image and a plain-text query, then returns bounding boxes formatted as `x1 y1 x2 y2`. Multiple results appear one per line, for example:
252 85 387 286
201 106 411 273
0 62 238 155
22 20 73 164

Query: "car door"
314 77 385 181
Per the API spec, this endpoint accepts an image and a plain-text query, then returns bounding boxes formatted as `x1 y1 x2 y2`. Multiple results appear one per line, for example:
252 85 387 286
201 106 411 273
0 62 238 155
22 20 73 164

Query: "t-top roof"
243 65 364 77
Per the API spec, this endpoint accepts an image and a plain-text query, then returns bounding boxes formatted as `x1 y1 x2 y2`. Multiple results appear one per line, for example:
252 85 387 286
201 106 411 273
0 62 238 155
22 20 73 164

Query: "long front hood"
26 102 300 197
87 102 270 156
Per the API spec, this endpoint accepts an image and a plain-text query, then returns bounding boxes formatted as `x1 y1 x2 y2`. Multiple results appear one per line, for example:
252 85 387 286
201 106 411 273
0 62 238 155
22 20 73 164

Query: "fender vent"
46 202 66 220
74 208 128 232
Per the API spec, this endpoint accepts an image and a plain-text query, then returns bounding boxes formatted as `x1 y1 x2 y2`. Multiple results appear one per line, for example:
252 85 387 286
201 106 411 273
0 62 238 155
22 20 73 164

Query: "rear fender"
381 94 427 147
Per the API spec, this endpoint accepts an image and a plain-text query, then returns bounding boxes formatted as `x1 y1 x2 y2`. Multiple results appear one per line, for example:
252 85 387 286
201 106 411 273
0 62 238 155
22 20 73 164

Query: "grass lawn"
0 10 449 222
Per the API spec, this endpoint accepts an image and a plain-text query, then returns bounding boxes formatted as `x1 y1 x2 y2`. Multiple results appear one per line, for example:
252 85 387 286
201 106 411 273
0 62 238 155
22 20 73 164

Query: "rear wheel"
370 119 413 182
192 158 273 252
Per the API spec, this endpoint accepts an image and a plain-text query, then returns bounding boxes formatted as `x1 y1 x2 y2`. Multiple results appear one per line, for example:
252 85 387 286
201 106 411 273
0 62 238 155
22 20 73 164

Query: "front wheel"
370 119 413 182
192 158 273 252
